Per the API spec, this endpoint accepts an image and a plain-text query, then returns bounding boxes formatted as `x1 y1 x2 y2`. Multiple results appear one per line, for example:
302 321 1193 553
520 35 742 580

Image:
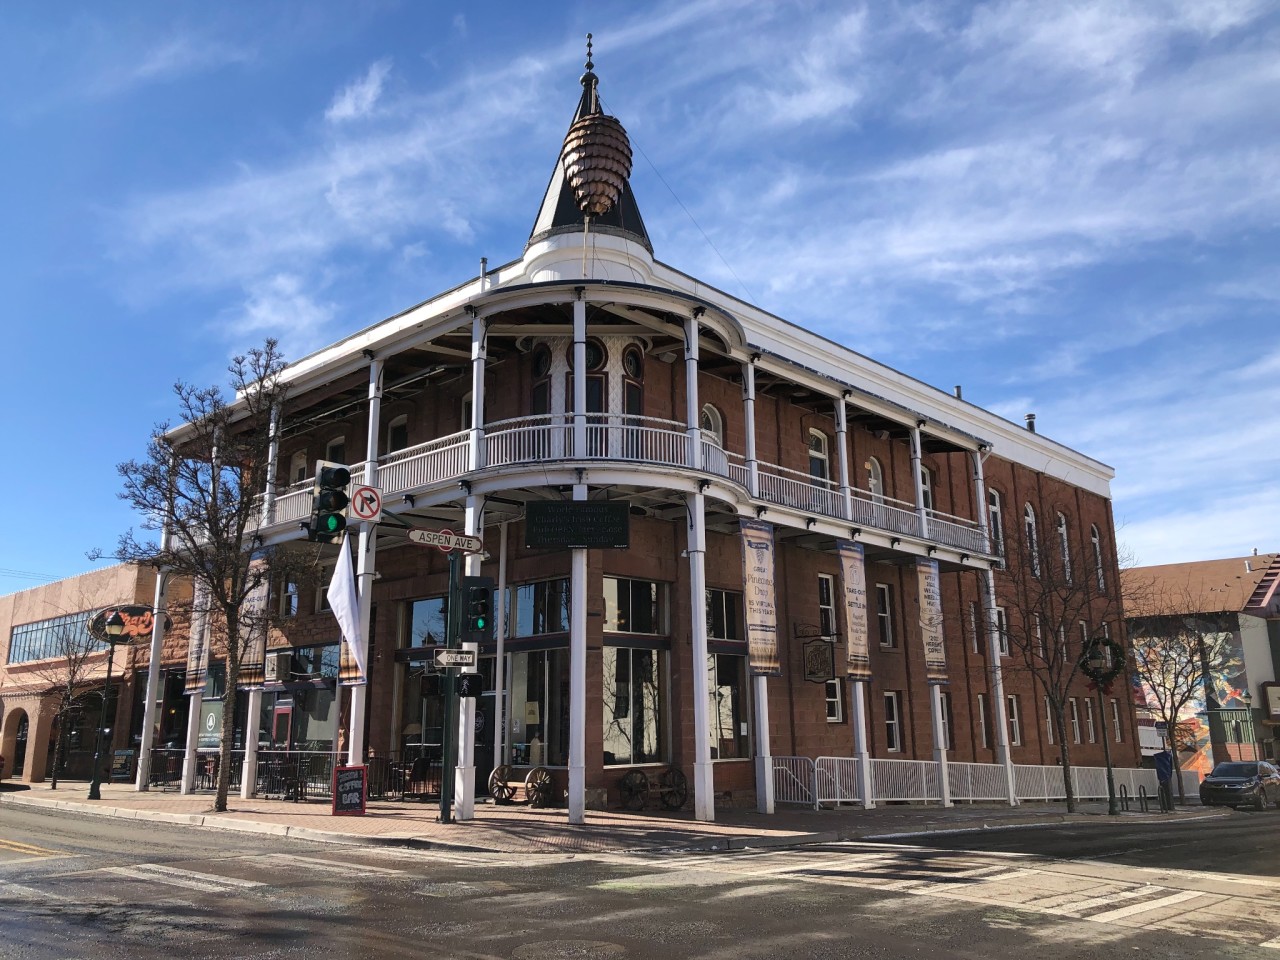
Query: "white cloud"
230 274 336 351
326 59 393 123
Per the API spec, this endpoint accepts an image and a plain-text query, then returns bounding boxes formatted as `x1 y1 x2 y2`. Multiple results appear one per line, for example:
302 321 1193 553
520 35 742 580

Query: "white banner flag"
327 533 366 685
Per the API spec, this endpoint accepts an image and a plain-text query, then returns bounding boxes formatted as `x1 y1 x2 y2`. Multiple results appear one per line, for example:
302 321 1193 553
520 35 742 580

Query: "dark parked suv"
1199 761 1280 810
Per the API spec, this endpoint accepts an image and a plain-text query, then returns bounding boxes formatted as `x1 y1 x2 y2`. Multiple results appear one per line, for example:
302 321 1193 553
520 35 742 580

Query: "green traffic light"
321 514 344 533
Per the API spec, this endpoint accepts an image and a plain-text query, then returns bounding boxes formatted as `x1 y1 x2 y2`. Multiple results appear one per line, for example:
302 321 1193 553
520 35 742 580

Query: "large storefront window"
509 579 570 637
604 577 665 634
603 646 666 765
258 644 340 751
709 653 750 760
508 649 569 766
407 596 447 648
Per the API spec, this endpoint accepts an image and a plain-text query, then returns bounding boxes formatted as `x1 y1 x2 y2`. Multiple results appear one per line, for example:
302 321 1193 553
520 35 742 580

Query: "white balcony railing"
261 415 987 556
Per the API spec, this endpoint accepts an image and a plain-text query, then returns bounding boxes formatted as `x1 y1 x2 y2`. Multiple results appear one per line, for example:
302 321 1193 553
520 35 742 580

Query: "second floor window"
1057 512 1072 582
326 437 346 466
1024 503 1040 577
289 450 308 485
808 429 830 482
988 489 1005 564
700 404 724 446
1092 525 1106 592
386 415 409 454
1007 695 1022 746
867 457 884 503
920 466 933 511
996 607 1009 656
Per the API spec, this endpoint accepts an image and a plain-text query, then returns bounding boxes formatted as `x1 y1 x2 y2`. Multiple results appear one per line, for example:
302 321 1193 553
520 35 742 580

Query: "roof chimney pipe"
954 385 963 399
1025 413 1036 432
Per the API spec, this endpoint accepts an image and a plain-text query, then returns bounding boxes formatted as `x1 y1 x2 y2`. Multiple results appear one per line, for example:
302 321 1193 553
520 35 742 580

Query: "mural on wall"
1133 628 1248 775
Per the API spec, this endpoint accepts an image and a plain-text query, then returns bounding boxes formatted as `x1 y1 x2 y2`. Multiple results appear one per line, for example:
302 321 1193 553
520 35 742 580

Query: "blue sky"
2 0 1277 593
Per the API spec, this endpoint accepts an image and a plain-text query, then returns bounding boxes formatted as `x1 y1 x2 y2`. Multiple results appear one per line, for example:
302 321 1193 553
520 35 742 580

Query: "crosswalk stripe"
1086 889 1205 923
245 854 406 876
1039 884 1156 916
103 866 240 893
0 881 74 902
133 864 264 888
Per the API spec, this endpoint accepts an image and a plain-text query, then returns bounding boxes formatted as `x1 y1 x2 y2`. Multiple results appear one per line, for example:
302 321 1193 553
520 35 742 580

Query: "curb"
0 791 1225 857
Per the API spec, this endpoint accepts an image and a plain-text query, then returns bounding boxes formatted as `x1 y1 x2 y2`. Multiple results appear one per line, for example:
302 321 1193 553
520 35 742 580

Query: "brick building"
5 58 1142 818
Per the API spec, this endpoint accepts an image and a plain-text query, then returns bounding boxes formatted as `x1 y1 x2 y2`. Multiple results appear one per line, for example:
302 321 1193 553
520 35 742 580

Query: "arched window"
289 450 308 485
867 457 884 504
920 467 934 512
531 345 552 416
1056 512 1072 583
808 429 830 482
1024 504 1040 577
386 415 409 454
325 436 346 466
700 404 724 446
1091 525 1105 591
623 346 644 420
987 489 1005 563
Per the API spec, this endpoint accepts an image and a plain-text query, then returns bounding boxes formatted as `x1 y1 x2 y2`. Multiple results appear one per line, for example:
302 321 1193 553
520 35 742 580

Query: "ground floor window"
508 648 569 766
708 653 750 759
884 691 903 752
603 646 666 765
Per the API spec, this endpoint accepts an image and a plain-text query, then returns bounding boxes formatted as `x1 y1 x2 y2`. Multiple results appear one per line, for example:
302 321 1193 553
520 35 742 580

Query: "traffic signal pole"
439 550 461 824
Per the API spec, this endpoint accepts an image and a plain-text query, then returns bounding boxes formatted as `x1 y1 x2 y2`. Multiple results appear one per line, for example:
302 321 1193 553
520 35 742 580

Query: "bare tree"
103 340 314 813
993 509 1126 812
20 603 102 789
1126 577 1237 801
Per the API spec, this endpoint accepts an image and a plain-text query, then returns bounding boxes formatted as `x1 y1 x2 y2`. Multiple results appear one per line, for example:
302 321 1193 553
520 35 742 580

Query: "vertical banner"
238 558 269 689
183 582 212 696
916 558 948 683
837 540 871 681
740 519 780 677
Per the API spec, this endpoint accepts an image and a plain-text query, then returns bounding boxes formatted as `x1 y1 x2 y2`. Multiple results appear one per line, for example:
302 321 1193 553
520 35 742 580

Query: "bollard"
1137 785 1150 814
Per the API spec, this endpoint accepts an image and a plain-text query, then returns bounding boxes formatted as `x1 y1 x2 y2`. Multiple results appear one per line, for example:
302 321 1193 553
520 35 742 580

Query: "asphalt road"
1 805 1277 959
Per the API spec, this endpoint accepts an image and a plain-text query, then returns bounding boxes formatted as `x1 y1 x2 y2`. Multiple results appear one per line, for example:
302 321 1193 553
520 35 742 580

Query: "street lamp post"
1080 635 1125 817
1242 690 1258 761
87 610 127 801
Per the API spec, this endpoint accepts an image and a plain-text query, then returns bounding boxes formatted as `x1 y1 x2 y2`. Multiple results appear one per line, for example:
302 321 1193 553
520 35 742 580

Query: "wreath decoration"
1079 636 1126 686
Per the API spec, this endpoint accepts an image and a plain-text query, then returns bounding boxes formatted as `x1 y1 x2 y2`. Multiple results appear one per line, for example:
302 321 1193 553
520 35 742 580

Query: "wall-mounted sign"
525 500 630 549
802 639 835 684
89 604 172 644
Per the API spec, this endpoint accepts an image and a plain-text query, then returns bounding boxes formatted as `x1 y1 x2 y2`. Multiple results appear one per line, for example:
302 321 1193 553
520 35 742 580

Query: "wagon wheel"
488 765 516 804
618 770 650 811
659 766 689 810
525 766 554 808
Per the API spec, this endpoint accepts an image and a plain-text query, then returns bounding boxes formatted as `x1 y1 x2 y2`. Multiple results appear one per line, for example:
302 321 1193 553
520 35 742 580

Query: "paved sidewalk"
0 782 1217 855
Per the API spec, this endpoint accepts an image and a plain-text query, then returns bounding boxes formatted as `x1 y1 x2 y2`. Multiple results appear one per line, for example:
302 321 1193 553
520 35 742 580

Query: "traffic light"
460 575 494 643
308 460 351 542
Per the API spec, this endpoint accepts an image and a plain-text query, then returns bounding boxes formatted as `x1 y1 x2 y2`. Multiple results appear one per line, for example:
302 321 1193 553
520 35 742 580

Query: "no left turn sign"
348 485 383 523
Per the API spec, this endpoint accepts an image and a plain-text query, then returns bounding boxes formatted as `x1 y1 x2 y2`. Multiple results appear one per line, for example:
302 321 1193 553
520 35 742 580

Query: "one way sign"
434 649 477 669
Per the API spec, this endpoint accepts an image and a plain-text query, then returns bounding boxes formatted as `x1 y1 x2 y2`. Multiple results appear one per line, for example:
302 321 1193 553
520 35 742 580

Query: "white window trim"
1045 696 1054 745
817 573 837 638
884 692 902 752
808 428 830 482
1057 512 1072 583
988 489 1005 565
1084 698 1096 743
1007 694 1021 747
825 672 844 724
1092 525 1105 591
385 413 409 454
1110 698 1123 743
876 583 894 648
867 457 885 504
1025 503 1040 577
978 693 988 749
996 606 1009 656
1069 698 1081 744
